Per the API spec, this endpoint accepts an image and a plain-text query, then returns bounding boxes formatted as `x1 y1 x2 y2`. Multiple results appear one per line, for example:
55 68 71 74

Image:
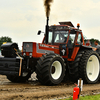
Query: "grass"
60 94 100 100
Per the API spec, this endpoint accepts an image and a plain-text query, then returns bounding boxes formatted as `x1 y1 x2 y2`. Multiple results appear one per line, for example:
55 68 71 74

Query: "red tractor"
0 17 100 85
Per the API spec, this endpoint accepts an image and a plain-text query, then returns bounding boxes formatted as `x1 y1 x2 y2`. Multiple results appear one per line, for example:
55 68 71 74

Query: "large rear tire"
69 50 100 84
79 50 100 83
69 51 84 81
36 53 65 85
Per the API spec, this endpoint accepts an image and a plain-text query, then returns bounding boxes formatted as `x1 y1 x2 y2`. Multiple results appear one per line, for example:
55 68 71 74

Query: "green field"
60 94 100 100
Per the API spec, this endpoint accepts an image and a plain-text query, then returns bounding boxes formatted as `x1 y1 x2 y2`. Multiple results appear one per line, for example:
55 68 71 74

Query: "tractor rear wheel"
79 50 100 83
69 51 84 81
36 53 65 85
69 50 100 84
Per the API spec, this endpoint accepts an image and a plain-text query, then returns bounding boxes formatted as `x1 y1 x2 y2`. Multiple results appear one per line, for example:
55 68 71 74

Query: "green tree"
84 38 100 46
90 38 100 46
0 36 12 49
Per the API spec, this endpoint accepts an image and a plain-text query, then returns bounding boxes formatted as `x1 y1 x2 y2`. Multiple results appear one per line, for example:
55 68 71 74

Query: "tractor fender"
80 45 92 50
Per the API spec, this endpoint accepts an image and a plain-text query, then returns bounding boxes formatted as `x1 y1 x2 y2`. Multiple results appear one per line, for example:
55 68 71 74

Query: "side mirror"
37 30 41 35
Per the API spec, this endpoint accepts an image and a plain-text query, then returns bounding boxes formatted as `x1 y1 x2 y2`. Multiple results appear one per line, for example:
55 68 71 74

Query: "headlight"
23 53 26 56
29 53 32 58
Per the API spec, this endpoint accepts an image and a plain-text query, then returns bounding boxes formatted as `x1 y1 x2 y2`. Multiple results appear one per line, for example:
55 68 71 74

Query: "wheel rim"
86 55 100 81
51 61 62 80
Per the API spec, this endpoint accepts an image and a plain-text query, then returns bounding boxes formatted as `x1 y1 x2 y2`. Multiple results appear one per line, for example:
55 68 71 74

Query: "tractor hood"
22 42 59 58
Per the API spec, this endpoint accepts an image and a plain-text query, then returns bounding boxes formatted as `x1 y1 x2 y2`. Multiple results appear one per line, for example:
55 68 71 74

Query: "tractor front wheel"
36 53 65 85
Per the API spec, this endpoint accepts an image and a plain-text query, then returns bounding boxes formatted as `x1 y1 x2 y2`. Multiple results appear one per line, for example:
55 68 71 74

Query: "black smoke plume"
44 0 53 17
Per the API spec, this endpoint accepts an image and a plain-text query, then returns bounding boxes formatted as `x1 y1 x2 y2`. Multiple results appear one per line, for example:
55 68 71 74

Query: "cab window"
48 31 68 43
77 33 82 44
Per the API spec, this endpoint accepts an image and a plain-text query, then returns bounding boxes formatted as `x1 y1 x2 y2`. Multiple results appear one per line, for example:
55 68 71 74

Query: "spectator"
91 40 100 54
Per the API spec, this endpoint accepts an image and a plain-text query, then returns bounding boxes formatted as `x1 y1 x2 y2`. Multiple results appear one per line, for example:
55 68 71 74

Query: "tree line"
0 36 100 50
84 38 100 46
0 36 12 49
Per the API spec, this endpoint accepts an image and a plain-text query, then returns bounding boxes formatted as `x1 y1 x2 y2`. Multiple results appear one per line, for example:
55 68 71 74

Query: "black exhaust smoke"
44 0 53 44
44 0 53 17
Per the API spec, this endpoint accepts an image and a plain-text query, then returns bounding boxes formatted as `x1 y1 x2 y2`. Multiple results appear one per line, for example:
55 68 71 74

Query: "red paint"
73 86 79 100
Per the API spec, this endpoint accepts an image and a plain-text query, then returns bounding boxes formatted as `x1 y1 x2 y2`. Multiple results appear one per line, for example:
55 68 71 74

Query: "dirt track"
0 75 100 100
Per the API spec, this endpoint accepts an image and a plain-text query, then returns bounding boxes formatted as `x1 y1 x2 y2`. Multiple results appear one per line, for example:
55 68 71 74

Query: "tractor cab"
43 22 85 60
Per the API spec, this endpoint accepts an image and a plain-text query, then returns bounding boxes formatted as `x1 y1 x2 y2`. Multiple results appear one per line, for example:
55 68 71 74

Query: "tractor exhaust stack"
44 0 53 44
45 17 49 44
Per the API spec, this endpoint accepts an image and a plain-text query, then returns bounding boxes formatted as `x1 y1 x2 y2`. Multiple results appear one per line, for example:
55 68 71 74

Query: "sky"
0 0 100 49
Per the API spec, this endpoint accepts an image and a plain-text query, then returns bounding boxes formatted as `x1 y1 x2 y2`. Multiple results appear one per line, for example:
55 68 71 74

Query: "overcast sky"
0 0 100 49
